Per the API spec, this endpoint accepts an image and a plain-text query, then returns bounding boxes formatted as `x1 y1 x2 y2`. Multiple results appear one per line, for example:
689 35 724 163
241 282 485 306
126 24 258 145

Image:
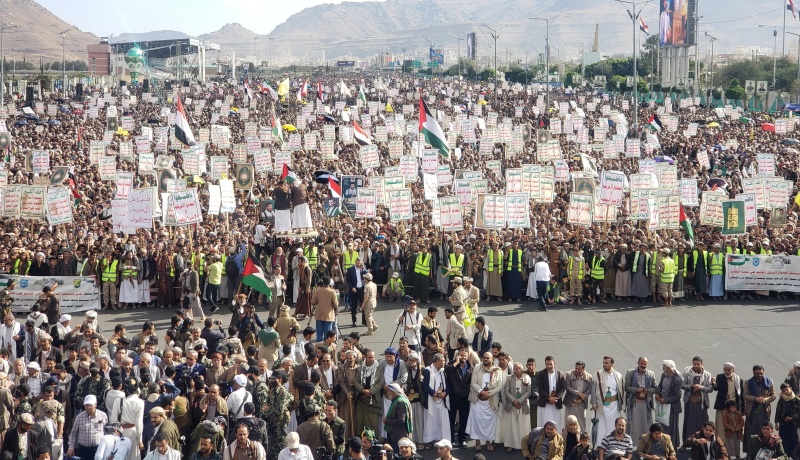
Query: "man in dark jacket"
383 383 411 452
536 356 566 425
445 348 473 447
686 421 729 460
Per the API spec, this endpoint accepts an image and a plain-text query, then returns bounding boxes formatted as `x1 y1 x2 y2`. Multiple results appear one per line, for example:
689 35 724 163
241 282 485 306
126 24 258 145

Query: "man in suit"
292 354 319 392
345 259 368 327
375 347 408 439
536 355 566 427
712 362 743 433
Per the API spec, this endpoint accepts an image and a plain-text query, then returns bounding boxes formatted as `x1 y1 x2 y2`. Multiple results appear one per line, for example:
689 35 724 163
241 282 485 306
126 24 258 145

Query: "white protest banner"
454 179 473 208
438 196 464 231
3 274 99 314
700 191 725 226
537 176 555 204
625 139 640 158
210 156 228 180
725 254 800 292
208 184 221 215
360 145 380 170
554 160 570 182
388 188 412 222
599 170 625 206
182 153 200 175
680 179 699 206
45 188 73 225
638 159 655 174
421 173 437 200
138 153 154 175
388 140 403 159
766 179 791 207
697 149 710 170
170 188 203 225
112 199 133 234
506 193 530 228
356 188 378 218
274 151 291 172
756 153 775 177
736 193 758 227
126 188 154 229
368 176 386 206
476 194 507 229
383 175 405 205
399 156 418 182
114 171 134 200
32 150 50 173
254 149 272 173
20 186 46 219
421 149 438 174
2 185 21 217
0 171 7 187
742 177 767 209
219 180 236 213
436 165 453 187
657 194 681 229
655 163 678 193
99 157 117 181
506 168 524 194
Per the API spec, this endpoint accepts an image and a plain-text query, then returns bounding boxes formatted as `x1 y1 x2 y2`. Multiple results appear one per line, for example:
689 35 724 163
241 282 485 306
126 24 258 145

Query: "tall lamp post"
269 37 273 69
448 32 468 78
705 32 717 103
0 23 19 103
614 0 648 131
528 12 562 112
60 28 70 95
482 25 502 107
787 31 800 102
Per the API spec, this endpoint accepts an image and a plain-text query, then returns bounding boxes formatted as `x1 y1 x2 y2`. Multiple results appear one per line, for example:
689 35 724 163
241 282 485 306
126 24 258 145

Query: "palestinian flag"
647 113 663 132
281 164 297 183
419 94 450 158
680 205 694 248
261 81 278 101
353 120 371 146
358 85 367 105
242 254 272 300
271 106 283 143
174 96 197 146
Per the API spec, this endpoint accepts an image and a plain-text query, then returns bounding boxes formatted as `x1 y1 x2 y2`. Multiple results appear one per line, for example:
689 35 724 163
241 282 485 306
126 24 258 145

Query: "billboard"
337 60 355 67
466 32 477 59
659 0 696 46
429 47 444 65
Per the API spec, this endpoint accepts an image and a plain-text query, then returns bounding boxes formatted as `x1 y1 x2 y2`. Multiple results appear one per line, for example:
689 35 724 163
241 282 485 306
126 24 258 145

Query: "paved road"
92 295 799 460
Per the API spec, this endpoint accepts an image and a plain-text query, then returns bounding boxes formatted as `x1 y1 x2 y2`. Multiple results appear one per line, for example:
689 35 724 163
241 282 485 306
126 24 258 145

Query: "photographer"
201 318 226 353
236 304 264 349
297 403 335 460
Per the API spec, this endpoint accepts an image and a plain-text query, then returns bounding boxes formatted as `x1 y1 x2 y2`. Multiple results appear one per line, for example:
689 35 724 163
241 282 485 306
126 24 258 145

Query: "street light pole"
773 29 778 90
269 37 273 69
448 32 467 79
59 28 69 95
615 0 648 131
706 33 717 103
482 25 502 107
787 31 800 102
529 13 562 112
0 24 17 104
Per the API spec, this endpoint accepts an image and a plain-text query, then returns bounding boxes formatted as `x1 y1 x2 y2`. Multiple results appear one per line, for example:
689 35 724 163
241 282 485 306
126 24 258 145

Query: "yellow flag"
749 128 754 140
385 102 394 113
277 78 290 96
795 192 800 208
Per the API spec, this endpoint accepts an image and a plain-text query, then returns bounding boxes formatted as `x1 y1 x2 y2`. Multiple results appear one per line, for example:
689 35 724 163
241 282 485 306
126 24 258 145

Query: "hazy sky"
35 0 371 36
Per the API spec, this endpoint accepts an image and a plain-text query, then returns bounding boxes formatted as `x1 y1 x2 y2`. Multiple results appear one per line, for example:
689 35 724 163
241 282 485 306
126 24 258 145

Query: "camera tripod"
389 295 421 347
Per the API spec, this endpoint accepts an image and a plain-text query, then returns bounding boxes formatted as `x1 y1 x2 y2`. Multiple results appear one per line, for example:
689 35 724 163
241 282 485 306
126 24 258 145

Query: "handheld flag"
242 254 273 301
281 164 297 183
277 78 290 97
244 80 252 102
358 85 367 105
317 81 324 102
647 113 663 131
789 0 799 20
296 80 308 101
419 95 450 158
353 120 371 146
680 205 694 248
174 96 196 146
271 104 284 144
327 173 342 200
639 17 649 34
261 81 278 101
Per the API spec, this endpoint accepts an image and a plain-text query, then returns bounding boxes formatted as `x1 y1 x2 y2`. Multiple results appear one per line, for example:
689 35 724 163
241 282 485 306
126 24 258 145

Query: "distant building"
87 38 112 76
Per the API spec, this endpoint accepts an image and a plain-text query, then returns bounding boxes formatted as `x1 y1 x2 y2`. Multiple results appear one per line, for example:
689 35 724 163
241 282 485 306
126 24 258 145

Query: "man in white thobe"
466 352 503 450
592 356 625 443
422 353 451 443
0 315 22 361
120 379 145 460
537 355 566 429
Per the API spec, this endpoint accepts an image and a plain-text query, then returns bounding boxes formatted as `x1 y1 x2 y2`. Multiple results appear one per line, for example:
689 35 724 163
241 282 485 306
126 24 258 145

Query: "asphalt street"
90 295 800 460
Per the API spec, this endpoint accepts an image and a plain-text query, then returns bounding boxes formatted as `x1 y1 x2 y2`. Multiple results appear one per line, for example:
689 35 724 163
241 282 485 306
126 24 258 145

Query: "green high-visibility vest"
673 254 688 273
708 253 724 275
660 257 676 283
304 247 318 269
590 257 605 280
568 257 584 280
13 260 29 275
192 253 206 275
343 251 358 270
101 259 118 282
505 249 522 271
487 250 503 272
221 254 227 275
414 253 431 276
449 253 464 276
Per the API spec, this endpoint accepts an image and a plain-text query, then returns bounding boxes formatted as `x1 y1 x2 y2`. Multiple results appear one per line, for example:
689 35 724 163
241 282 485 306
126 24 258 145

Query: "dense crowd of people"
0 67 798 460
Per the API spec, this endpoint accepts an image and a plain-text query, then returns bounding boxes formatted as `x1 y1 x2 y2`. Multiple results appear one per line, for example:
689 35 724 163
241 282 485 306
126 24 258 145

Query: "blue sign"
337 60 355 67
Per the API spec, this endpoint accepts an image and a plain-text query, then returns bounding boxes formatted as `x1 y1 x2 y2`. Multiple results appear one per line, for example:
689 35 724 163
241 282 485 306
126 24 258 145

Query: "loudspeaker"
182 80 189 87
75 83 83 100
142 79 149 92
25 86 34 102
165 81 173 90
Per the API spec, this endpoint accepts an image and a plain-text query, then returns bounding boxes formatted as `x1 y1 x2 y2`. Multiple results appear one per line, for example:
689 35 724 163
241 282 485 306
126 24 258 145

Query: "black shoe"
210 305 219 314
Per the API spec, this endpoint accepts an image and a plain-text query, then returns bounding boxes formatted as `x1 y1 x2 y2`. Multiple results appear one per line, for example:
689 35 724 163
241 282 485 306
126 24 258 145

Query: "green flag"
721 200 746 236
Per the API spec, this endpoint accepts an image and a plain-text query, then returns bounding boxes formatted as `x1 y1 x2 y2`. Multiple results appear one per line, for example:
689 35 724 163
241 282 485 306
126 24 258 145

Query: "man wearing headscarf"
384 382 412 452
656 360 683 444
354 349 382 438
377 347 408 439
466 351 503 452
713 363 743 441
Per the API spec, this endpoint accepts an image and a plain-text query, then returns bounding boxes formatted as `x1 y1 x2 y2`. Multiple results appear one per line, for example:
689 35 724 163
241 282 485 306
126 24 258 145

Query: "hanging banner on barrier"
0 275 99 314
725 254 800 292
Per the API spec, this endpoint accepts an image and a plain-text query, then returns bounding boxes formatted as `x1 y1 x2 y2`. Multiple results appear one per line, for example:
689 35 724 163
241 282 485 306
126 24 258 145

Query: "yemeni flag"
281 164 297 183
353 120 371 146
317 81 324 102
262 81 278 101
174 96 197 146
419 94 450 158
639 17 649 34
328 173 342 200
647 113 663 132
789 0 799 20
680 205 695 248
244 80 253 102
242 254 272 301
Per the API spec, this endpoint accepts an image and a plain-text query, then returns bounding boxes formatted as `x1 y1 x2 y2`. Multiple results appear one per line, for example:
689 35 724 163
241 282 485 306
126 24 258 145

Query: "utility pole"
787 31 800 102
60 29 70 95
529 12 562 111
269 37 273 69
615 0 648 131
773 29 778 90
483 25 502 107
0 24 18 104
706 33 717 103
448 32 467 79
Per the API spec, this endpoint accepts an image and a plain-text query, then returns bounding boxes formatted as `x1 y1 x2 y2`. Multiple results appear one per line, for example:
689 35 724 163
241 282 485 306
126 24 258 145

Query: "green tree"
608 75 626 91
725 78 745 100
